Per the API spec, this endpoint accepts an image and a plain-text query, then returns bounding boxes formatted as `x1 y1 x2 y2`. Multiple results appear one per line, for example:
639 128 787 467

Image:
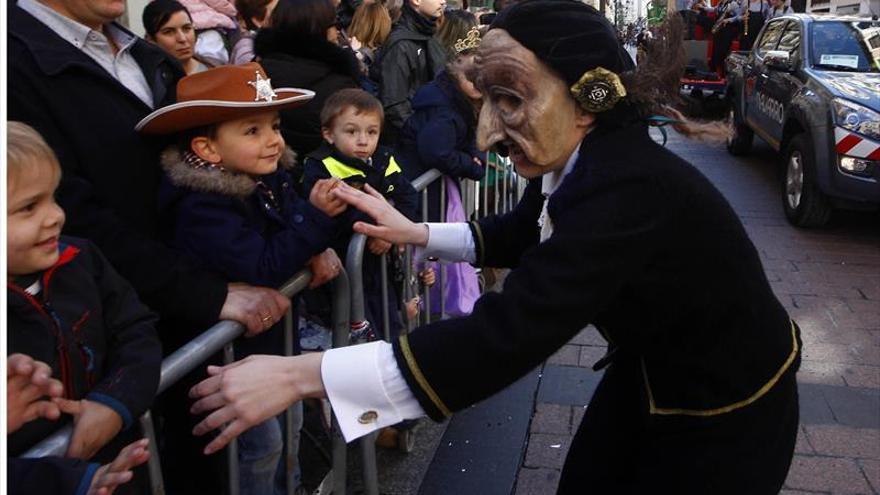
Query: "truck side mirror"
764 50 793 72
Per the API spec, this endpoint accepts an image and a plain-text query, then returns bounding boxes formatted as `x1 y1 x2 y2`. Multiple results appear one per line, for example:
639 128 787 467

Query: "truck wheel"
726 107 753 156
782 134 832 227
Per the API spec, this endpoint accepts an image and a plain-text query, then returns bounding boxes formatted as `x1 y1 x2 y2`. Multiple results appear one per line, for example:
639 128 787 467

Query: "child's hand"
56 398 123 460
404 296 421 321
307 248 343 289
87 438 150 495
419 268 436 287
7 353 63 433
367 237 392 255
310 179 347 217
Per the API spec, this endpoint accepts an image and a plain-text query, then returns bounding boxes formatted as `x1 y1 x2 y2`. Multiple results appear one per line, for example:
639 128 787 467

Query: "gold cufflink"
358 410 378 424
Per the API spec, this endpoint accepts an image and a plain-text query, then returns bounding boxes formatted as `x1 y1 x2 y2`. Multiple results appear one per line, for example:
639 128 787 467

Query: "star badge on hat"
570 67 626 113
248 71 278 102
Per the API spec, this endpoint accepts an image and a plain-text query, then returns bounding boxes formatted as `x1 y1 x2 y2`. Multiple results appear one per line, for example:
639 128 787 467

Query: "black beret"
489 0 635 87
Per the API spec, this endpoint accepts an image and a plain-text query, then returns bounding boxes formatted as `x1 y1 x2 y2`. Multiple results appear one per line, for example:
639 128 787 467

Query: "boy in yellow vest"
303 88 419 343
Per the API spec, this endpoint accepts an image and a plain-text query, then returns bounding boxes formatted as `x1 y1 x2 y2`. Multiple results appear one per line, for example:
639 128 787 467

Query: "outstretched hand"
87 438 151 495
189 353 326 455
332 183 429 246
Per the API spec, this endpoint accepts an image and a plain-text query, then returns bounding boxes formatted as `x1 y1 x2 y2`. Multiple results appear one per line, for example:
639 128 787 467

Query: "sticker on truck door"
757 92 784 125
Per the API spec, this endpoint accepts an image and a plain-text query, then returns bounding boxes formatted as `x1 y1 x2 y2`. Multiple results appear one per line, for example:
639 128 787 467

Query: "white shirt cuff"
414 222 476 264
321 341 425 442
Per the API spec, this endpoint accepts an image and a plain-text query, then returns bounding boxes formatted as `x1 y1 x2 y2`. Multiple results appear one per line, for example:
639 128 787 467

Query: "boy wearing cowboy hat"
137 62 347 494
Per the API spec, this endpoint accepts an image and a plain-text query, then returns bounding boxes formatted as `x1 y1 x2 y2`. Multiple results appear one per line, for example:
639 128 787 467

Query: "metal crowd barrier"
22 269 352 495
21 158 527 495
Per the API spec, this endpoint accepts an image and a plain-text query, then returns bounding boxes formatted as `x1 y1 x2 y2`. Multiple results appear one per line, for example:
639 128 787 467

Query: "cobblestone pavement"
513 130 880 495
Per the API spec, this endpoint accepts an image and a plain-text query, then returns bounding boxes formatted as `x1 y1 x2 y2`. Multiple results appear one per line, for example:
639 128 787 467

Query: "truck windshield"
810 21 880 73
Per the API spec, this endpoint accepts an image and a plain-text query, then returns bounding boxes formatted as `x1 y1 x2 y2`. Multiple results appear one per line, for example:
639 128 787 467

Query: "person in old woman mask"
189 2 801 492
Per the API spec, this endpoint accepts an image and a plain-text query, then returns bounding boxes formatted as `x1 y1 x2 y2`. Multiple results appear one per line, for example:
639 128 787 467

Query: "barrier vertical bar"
404 246 416 333
380 254 391 341
224 342 241 495
343 237 380 495
420 189 431 325
140 411 166 495
330 271 350 495
502 158 509 213
483 155 489 219
439 178 446 319
360 432 380 495
283 307 296 495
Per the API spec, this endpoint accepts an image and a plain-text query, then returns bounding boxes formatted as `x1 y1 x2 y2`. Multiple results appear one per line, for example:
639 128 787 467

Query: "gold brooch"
569 67 626 113
454 26 481 54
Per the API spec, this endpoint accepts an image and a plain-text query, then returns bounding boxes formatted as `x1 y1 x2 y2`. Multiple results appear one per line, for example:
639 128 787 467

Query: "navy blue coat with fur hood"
157 147 339 354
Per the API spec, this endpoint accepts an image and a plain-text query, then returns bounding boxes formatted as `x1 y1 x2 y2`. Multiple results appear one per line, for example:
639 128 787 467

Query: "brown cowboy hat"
136 63 314 134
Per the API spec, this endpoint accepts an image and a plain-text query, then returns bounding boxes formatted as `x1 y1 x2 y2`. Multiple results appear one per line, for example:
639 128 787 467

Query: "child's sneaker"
299 317 333 351
349 320 378 344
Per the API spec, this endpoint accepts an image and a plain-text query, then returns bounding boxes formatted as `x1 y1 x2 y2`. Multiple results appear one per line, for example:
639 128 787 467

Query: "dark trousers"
710 24 739 73
557 354 799 494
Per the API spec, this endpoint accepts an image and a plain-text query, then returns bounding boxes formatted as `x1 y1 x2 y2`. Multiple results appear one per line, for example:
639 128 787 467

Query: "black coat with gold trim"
391 121 798 421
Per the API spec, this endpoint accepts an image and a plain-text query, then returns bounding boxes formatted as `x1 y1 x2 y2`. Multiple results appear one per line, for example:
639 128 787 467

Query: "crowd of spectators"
7 0 518 492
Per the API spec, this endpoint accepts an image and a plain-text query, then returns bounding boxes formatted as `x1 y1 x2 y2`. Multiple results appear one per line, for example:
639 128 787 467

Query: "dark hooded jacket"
371 4 447 142
396 70 484 221
254 29 360 158
7 237 161 455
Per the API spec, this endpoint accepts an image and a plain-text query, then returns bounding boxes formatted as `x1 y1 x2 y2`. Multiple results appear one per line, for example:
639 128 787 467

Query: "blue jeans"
237 403 304 495
238 416 283 495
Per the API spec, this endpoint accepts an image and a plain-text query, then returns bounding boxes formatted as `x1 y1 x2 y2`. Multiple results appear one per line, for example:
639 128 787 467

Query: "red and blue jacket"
7 237 161 456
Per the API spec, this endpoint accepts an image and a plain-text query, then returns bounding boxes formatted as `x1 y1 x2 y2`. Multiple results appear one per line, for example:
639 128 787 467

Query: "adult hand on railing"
220 283 291 337
189 353 325 455
307 248 343 288
87 438 151 495
332 183 429 247
310 178 348 217
7 353 63 433
55 398 122 460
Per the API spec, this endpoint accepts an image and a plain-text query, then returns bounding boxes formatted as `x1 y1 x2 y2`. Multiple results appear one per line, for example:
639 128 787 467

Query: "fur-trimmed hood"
160 146 297 198
253 29 361 83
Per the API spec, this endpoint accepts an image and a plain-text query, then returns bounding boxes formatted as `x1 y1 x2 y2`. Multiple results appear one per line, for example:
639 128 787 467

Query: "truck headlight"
838 156 877 178
832 98 880 141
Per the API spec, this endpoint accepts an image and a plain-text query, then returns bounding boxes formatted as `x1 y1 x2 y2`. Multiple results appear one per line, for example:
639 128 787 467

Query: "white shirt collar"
18 0 137 52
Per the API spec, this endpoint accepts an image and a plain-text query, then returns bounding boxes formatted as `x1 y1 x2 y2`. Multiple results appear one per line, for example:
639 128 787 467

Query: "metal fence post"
223 343 240 495
140 411 166 495
283 306 297 495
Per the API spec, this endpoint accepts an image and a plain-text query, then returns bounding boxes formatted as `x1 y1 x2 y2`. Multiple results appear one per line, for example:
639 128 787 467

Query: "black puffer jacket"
371 4 447 142
255 29 360 158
